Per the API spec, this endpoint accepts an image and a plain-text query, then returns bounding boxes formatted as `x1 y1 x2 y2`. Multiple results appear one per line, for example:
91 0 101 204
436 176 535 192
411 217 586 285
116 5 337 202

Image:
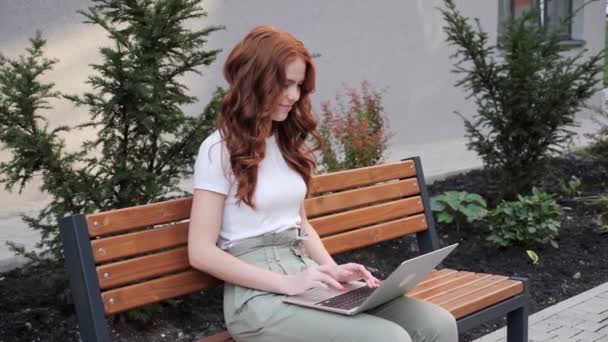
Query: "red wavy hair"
218 26 322 208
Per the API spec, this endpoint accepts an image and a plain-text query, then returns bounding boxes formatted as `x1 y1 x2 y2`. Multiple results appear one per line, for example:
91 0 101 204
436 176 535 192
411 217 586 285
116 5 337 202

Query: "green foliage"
440 0 603 201
585 101 608 172
123 305 162 326
560 175 582 198
526 250 540 265
487 188 563 248
585 194 608 234
0 0 224 263
585 193 608 207
430 191 488 232
317 81 391 173
604 22 608 87
593 213 608 234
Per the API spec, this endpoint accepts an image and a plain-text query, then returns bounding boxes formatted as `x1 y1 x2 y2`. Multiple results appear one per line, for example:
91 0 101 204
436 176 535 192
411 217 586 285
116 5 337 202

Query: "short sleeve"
193 134 232 195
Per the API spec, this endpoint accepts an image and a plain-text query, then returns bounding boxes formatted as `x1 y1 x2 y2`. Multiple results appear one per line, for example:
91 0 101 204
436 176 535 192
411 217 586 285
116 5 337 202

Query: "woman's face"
271 57 306 122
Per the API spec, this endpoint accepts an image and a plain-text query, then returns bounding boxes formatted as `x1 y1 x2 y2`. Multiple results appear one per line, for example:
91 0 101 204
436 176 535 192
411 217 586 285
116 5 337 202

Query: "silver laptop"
282 243 458 315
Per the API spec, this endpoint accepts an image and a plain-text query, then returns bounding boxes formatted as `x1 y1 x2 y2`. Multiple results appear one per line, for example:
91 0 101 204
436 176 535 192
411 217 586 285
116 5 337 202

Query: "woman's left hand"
329 263 382 288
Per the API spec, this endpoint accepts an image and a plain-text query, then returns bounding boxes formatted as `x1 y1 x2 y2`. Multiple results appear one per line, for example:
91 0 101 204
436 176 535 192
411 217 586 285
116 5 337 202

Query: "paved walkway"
474 282 608 342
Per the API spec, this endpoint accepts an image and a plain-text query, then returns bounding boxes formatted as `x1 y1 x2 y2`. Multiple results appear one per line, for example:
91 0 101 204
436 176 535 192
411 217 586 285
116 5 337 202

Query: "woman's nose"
287 87 300 102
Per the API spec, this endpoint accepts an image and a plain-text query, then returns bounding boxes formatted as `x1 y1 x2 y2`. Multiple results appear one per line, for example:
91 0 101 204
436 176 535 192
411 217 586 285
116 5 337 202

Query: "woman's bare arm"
299 202 337 266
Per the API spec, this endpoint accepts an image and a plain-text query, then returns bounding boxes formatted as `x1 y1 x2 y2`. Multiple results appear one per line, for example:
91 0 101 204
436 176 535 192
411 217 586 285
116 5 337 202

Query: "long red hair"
218 26 322 208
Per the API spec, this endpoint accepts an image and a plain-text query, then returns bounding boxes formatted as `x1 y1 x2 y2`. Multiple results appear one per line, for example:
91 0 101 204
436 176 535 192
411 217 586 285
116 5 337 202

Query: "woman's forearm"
189 244 289 293
301 220 337 266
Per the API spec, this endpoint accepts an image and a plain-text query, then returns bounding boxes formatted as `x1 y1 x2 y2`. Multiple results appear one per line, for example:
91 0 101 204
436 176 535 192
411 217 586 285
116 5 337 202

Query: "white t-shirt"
193 130 306 248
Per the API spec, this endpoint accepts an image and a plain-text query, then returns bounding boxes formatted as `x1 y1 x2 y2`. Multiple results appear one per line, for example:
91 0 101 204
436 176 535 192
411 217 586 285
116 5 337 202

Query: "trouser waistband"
225 226 309 257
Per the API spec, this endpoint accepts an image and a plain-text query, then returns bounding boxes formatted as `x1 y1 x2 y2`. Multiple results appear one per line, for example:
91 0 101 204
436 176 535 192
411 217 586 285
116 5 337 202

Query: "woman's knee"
361 319 413 342
419 306 458 342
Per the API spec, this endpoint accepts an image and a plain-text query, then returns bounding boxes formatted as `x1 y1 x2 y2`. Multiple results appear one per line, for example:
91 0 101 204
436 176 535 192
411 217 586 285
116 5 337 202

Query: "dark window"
498 0 574 41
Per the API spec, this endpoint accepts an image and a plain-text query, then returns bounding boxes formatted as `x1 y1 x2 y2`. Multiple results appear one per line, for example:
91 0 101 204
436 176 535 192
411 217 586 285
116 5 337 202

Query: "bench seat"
197 269 524 342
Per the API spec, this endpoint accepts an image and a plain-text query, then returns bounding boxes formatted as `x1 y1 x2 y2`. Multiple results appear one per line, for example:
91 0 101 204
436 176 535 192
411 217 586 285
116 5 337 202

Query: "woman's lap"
223 232 457 342
225 290 412 342
225 290 456 342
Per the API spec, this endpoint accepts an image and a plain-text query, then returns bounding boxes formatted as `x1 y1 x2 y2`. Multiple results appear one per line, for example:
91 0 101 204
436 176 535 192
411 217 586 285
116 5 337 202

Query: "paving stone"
549 310 587 322
571 299 608 315
575 320 608 332
472 282 608 342
573 330 608 342
544 314 585 328
597 324 608 335
528 329 558 341
566 309 608 323
547 336 581 342
532 318 565 332
549 326 583 339
476 334 505 342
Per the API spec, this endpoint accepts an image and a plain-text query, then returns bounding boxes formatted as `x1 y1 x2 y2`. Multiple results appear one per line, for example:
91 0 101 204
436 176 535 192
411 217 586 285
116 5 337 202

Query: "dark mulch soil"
1 154 607 342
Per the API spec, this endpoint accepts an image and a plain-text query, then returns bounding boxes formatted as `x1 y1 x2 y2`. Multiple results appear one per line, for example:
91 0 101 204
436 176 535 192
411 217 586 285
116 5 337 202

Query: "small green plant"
430 191 488 232
585 194 608 234
584 193 608 206
560 175 582 198
487 188 562 248
526 250 540 265
317 81 391 173
593 213 608 234
585 97 608 172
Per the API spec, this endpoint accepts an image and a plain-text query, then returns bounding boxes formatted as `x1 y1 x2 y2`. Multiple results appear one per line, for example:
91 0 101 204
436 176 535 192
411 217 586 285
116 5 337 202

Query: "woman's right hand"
279 265 351 296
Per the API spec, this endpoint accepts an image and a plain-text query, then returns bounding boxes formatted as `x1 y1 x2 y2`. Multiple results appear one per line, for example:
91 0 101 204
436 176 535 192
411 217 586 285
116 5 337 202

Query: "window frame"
497 0 585 48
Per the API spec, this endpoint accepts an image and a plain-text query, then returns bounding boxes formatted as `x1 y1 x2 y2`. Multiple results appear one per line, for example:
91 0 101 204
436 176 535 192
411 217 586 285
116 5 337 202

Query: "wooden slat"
428 275 509 305
441 279 524 319
323 214 428 254
91 222 188 263
410 273 490 300
309 160 416 194
97 247 190 289
305 179 420 217
311 197 423 237
195 332 234 342
101 270 221 315
409 271 475 296
86 197 193 237
416 269 458 286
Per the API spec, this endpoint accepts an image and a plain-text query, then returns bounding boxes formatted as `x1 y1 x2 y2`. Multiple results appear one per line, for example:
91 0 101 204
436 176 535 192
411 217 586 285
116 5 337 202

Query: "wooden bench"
60 157 528 342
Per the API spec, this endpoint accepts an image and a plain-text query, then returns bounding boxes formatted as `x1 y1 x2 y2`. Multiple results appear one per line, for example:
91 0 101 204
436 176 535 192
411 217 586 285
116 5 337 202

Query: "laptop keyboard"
316 286 376 310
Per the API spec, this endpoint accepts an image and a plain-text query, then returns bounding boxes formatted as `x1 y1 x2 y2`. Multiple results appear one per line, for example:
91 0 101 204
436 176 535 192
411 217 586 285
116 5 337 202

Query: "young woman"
188 26 458 342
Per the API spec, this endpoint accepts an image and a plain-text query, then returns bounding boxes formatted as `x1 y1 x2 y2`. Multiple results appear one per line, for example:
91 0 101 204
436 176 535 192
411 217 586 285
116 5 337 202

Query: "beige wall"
0 0 604 258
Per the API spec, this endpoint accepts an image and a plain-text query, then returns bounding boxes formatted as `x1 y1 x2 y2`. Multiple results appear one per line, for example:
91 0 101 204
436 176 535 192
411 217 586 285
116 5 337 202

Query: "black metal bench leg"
506 305 528 342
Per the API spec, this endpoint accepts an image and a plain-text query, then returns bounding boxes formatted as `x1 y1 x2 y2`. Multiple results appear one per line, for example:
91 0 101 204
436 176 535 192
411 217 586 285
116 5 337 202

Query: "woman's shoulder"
202 129 223 146
200 130 227 151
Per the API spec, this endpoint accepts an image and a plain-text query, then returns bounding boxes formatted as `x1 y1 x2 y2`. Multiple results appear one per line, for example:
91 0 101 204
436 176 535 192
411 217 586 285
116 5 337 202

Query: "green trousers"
223 228 458 342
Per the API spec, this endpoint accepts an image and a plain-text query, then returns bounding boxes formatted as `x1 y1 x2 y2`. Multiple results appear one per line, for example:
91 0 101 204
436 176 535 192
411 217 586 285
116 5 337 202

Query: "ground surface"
1 154 607 342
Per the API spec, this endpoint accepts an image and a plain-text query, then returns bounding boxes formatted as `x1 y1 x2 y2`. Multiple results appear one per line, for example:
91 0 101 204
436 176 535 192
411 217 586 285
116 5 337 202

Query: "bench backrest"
60 157 439 339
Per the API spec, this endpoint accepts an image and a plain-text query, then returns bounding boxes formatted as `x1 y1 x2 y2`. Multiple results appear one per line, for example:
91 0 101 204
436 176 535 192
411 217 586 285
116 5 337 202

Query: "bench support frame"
60 214 111 342
406 156 529 342
408 156 440 254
